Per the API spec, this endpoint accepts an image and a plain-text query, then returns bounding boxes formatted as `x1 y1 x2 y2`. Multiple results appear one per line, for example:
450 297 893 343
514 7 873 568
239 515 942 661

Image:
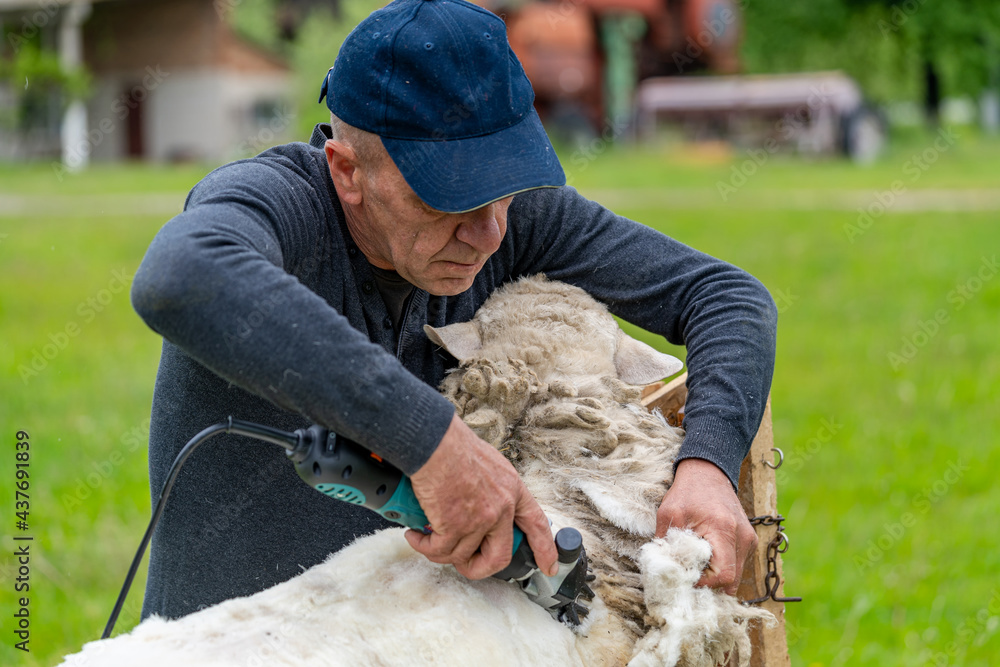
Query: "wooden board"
642 373 791 667
641 373 688 427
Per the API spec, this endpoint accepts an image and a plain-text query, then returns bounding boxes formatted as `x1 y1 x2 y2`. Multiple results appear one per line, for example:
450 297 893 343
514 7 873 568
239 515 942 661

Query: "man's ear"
424 322 482 362
325 139 363 206
613 331 684 385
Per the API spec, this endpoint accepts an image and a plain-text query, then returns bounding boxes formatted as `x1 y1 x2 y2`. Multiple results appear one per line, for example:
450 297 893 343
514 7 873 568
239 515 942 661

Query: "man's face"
337 146 511 297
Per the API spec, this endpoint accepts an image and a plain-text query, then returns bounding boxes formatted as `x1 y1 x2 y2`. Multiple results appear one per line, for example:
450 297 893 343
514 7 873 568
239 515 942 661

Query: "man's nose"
455 206 503 253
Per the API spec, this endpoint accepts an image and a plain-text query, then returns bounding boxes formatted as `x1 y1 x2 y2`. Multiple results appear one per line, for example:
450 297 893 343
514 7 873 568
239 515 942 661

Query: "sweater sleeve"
507 187 777 489
130 153 455 474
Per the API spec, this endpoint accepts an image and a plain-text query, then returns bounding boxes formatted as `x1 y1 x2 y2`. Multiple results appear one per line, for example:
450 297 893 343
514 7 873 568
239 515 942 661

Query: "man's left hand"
656 458 756 595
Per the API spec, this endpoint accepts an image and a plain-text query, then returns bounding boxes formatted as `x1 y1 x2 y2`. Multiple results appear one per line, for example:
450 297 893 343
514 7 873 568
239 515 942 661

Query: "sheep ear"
614 332 683 385
423 322 482 362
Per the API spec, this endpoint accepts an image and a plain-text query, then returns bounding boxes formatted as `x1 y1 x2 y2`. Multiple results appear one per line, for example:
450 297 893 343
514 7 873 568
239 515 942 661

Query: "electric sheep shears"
286 423 596 626
104 418 595 638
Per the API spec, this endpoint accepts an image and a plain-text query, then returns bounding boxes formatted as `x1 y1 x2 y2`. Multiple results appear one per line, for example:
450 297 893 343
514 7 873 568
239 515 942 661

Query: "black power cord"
102 417 300 639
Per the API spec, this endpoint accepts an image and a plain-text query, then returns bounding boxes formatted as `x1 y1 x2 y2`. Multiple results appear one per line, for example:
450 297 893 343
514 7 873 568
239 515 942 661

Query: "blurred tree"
230 0 284 51
288 0 383 137
229 0 382 138
740 0 914 101
849 0 1000 125
0 35 90 135
277 0 345 41
741 0 1000 126
230 0 350 46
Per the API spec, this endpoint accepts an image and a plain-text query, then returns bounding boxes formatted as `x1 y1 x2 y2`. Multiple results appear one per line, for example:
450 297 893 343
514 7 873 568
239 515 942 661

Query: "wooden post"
642 374 791 667
731 399 792 667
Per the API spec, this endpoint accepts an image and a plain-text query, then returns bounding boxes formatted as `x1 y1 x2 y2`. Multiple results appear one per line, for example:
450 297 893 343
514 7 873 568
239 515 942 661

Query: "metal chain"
745 514 802 605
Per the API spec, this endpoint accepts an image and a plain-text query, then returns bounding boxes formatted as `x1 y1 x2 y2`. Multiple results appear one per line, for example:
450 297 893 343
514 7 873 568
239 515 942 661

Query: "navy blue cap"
318 0 566 213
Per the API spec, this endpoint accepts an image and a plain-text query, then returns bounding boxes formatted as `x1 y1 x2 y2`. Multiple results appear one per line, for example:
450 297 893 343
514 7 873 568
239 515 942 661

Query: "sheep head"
423 275 689 634
424 276 682 387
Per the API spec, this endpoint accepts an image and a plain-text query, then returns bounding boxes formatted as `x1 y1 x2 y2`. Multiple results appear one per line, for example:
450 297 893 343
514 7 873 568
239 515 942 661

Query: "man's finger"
405 525 515 580
405 528 485 567
736 526 758 581
696 532 740 594
514 491 558 576
454 528 515 579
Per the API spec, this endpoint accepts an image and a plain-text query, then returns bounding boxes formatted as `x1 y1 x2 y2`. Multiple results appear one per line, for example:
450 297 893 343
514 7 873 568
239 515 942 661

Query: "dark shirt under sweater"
132 123 777 620
369 265 415 334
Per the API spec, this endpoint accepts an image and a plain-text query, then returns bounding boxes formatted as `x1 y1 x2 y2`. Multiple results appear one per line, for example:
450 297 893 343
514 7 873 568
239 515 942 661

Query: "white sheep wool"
62 275 772 667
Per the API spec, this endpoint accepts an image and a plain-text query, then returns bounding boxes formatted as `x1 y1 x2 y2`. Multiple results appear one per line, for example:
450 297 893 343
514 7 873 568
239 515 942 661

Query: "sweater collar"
309 123 333 149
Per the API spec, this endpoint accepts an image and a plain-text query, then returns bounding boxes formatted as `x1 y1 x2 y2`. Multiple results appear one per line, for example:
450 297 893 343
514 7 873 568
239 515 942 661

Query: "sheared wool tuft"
628 530 775 667
59 275 772 667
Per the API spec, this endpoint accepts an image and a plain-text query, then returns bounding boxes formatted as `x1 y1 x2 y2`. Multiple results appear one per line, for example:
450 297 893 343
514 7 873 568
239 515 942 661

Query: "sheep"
61 274 771 667
426 275 773 665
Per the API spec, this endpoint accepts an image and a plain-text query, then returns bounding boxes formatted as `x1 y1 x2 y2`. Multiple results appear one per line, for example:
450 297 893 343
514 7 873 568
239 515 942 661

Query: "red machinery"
477 0 883 160
475 0 742 135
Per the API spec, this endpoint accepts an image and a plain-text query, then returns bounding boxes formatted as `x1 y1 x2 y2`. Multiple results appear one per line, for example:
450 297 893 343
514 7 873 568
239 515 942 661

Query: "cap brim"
380 107 566 214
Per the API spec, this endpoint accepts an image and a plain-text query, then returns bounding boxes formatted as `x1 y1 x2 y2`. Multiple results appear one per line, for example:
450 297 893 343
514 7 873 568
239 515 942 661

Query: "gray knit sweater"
132 124 777 620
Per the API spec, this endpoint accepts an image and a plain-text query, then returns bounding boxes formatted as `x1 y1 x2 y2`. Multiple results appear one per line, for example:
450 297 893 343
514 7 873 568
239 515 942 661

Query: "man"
133 0 776 620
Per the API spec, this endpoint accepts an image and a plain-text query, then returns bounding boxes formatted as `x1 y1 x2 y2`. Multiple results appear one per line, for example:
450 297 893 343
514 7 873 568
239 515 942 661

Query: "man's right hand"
404 413 558 580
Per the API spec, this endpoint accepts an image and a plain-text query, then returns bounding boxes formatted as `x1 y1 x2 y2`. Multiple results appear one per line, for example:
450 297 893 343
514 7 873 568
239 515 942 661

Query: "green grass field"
1 129 998 666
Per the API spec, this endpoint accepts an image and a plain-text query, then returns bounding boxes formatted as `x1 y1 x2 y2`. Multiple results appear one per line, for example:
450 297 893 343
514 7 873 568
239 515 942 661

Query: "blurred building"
0 0 292 167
